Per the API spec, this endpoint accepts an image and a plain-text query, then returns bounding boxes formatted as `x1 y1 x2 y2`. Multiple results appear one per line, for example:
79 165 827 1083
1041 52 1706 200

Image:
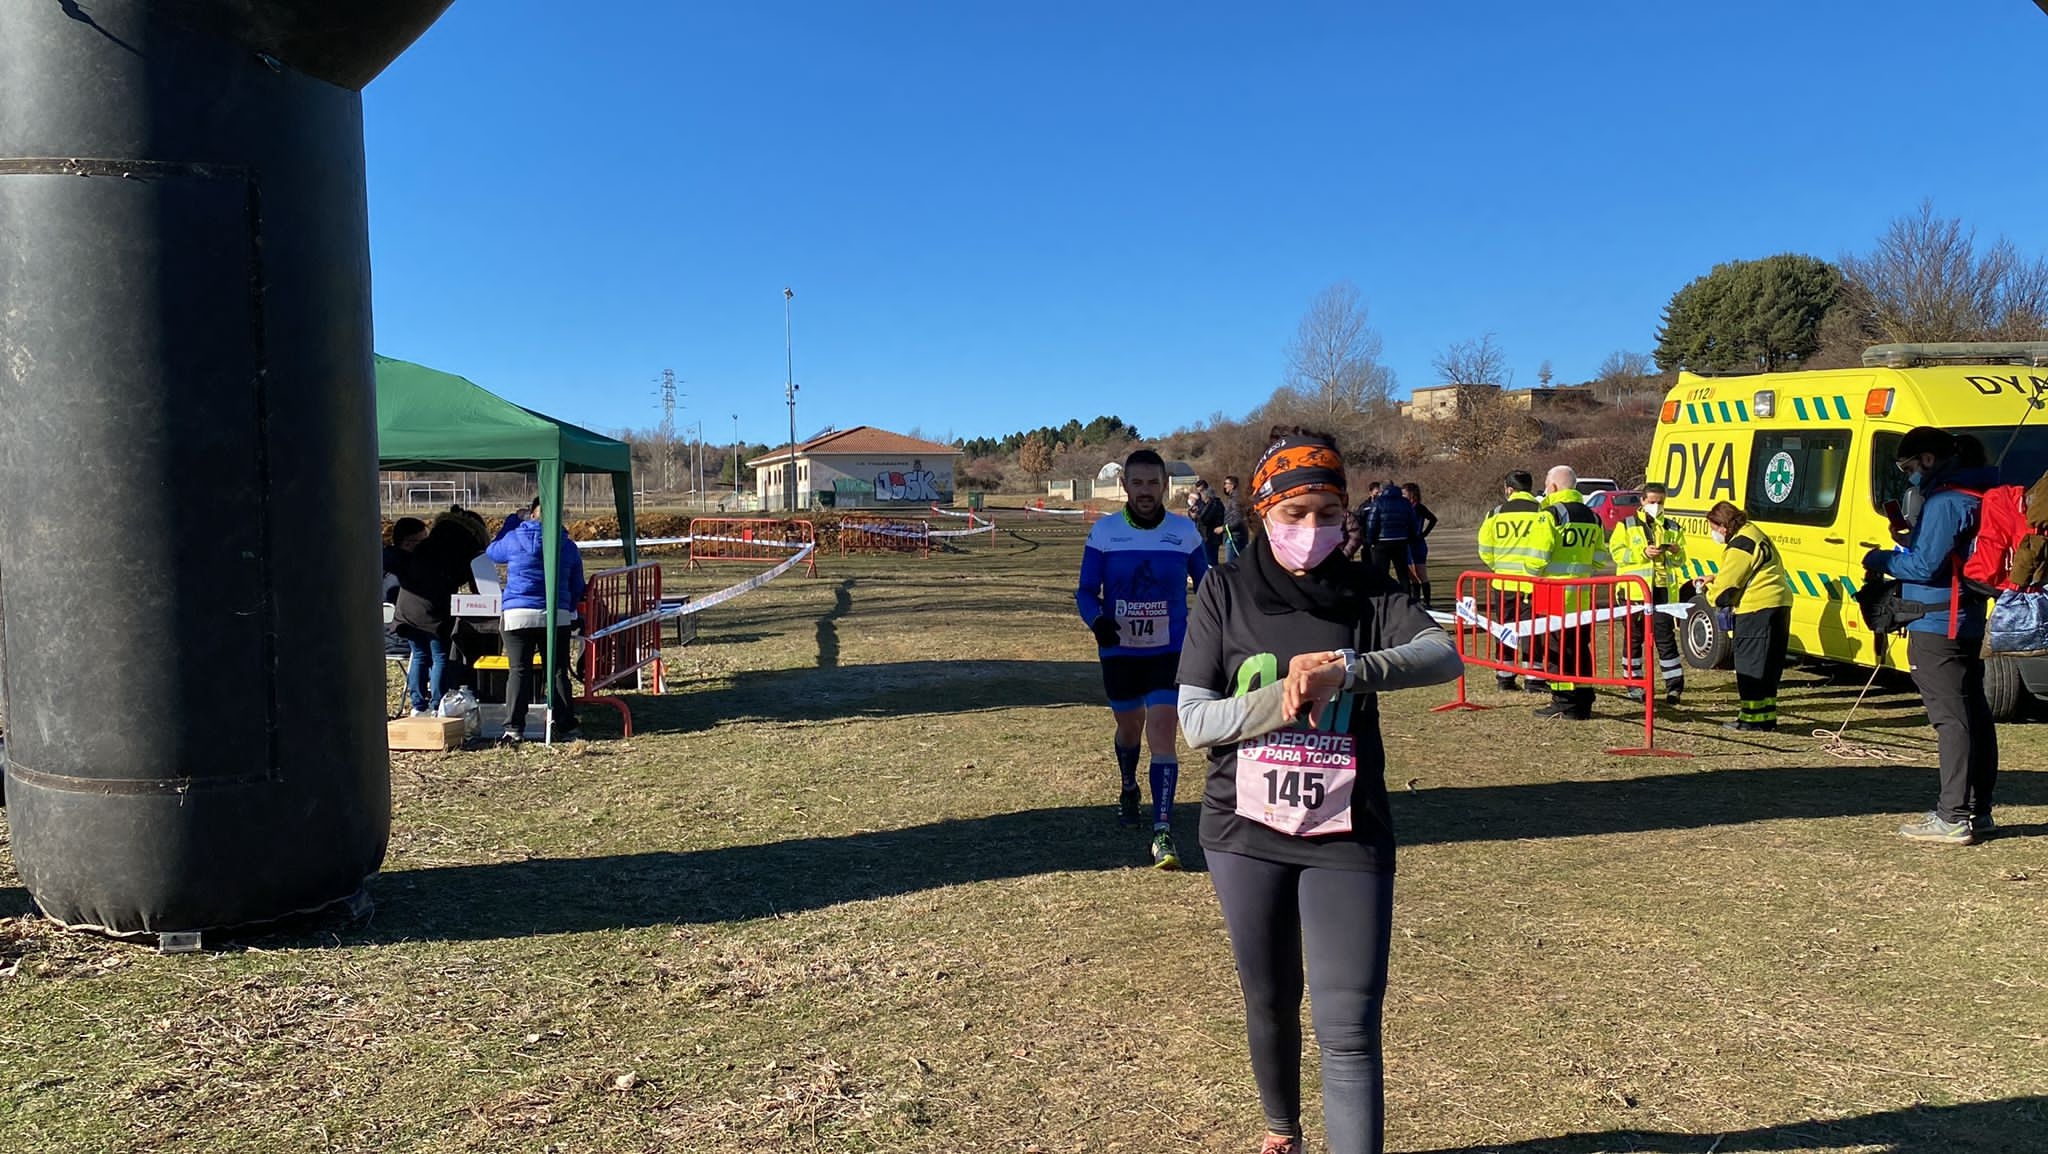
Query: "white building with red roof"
748 426 963 511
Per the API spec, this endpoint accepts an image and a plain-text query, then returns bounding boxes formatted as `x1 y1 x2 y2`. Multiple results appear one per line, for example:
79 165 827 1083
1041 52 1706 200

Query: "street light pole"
731 413 740 497
783 286 798 512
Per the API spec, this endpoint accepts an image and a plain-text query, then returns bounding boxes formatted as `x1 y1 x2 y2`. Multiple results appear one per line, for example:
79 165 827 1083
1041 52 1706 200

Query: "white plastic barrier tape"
585 543 819 641
1025 506 1091 517
928 505 991 525
576 536 692 550
930 521 997 539
668 543 816 616
845 523 931 541
578 534 811 551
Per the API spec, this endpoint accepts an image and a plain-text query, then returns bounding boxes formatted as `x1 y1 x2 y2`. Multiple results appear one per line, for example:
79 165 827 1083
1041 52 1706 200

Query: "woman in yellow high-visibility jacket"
1701 502 1794 732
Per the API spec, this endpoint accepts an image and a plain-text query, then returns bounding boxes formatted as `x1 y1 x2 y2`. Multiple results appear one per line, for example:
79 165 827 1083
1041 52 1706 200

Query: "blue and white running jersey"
1075 510 1209 657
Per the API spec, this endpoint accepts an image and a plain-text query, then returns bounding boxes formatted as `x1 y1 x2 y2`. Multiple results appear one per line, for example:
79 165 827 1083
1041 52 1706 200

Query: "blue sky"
364 1 2048 448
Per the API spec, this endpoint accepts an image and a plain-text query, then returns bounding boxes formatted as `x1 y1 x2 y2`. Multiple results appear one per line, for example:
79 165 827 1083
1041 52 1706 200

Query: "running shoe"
1117 784 1142 827
1899 812 1976 845
1625 687 1646 703
496 729 524 748
1494 674 1519 693
1150 831 1182 871
1259 1136 1302 1154
1722 720 1777 732
1665 683 1684 707
1975 813 1996 835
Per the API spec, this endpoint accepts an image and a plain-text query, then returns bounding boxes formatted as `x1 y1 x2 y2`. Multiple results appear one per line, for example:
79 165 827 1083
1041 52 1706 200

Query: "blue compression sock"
1149 759 1178 829
1115 743 1140 792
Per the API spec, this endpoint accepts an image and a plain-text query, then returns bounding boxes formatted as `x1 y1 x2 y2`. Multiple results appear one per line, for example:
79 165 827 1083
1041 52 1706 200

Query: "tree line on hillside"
1654 200 2048 374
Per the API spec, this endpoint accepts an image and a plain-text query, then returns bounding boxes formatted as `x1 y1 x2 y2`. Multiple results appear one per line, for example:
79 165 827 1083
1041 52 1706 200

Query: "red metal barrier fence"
839 515 931 559
688 518 819 577
1432 570 1688 758
574 560 667 736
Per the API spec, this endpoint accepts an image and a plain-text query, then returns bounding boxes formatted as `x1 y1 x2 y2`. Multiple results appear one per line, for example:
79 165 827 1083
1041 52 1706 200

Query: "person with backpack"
1864 426 2000 845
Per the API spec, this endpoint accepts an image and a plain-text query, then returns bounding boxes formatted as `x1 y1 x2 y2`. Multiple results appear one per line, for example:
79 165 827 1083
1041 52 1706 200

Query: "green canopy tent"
375 355 637 738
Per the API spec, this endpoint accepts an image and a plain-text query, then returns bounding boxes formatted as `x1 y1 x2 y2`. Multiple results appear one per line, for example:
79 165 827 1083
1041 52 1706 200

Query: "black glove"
1089 616 1122 648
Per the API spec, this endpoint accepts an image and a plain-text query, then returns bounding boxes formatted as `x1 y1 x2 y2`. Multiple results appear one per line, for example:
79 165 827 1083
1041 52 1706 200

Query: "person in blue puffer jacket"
486 498 588 744
1864 426 1999 845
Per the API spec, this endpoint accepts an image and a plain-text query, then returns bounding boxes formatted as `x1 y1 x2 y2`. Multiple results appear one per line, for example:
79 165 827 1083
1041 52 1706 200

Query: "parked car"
1584 488 1644 531
1577 476 1619 494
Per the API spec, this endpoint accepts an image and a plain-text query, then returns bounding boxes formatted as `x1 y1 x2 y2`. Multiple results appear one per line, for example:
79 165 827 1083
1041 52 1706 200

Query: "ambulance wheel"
1984 654 2027 722
1681 596 1732 670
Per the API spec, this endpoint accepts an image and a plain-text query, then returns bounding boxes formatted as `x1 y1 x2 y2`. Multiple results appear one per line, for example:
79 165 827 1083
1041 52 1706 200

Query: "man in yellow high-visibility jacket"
1607 481 1689 706
1477 469 1553 692
1534 466 1609 720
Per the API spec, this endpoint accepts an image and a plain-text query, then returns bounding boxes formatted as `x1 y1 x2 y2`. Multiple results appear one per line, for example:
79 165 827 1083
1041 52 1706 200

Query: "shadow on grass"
1408 1093 2048 1153
815 578 855 668
0 886 32 918
616 659 1106 734
1394 762 2045 845
351 762 2047 943
362 803 1189 941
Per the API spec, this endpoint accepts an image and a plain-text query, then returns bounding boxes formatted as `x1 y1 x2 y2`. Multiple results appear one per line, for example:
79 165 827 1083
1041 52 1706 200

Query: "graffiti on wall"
874 469 941 502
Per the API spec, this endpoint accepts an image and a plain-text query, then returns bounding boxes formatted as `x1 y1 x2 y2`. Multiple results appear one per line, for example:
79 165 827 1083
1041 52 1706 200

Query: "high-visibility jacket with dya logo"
1479 491 1553 592
1608 510 1688 600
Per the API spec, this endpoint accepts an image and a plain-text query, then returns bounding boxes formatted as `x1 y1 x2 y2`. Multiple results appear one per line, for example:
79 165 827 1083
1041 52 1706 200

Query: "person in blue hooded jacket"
486 498 588 744
1358 483 1416 592
1864 426 1999 845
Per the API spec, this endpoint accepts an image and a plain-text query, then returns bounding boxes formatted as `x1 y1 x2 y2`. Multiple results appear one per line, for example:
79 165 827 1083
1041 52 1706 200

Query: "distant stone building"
1503 385 1603 414
1406 382 1603 421
1407 383 1502 422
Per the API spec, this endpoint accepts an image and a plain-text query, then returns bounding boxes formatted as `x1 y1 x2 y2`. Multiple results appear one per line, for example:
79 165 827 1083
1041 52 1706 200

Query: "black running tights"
1209 850 1394 1154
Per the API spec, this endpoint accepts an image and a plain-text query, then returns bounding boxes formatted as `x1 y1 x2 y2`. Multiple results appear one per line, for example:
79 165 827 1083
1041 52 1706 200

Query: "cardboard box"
387 715 466 752
452 594 501 617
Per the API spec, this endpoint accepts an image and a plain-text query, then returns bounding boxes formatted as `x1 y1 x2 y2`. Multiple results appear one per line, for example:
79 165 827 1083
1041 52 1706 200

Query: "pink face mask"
1267 520 1345 570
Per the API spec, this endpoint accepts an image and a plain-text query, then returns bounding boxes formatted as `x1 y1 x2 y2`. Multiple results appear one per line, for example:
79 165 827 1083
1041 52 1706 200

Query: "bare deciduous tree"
1432 333 1512 386
1276 282 1397 440
1841 200 2048 343
1593 349 1654 401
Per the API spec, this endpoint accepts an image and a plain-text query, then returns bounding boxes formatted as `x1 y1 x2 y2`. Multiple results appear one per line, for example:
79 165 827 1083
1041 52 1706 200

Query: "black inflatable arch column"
0 0 453 939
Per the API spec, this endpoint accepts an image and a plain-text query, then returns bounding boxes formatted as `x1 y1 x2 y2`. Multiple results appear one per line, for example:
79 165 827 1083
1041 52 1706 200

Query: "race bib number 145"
1234 727 1356 837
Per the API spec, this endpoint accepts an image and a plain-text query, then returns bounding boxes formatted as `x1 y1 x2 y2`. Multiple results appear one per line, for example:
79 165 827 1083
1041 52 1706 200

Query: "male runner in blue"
1077 448 1210 869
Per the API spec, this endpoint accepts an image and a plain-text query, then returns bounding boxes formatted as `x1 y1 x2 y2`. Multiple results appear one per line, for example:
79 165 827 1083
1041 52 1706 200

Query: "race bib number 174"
1113 599 1170 649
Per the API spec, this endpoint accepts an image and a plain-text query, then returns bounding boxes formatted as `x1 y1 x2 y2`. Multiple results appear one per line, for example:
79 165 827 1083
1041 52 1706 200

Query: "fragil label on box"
452 594 501 617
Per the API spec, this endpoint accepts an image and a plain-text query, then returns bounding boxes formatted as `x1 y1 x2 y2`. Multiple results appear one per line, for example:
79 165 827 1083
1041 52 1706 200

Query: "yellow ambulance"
1648 343 2048 718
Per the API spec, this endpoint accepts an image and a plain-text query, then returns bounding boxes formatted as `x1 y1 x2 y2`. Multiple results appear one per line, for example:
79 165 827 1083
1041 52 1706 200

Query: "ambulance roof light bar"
1863 342 2048 369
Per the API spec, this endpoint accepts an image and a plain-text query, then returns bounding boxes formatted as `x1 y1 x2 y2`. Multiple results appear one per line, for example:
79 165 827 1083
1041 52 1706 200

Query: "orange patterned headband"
1250 438 1346 514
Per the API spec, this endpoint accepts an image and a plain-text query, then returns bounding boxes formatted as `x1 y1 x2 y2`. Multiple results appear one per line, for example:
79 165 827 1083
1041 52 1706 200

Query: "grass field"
3 522 2045 1153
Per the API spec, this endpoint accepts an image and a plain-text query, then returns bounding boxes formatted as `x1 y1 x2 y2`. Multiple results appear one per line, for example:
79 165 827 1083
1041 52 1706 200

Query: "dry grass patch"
3 535 2046 1153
